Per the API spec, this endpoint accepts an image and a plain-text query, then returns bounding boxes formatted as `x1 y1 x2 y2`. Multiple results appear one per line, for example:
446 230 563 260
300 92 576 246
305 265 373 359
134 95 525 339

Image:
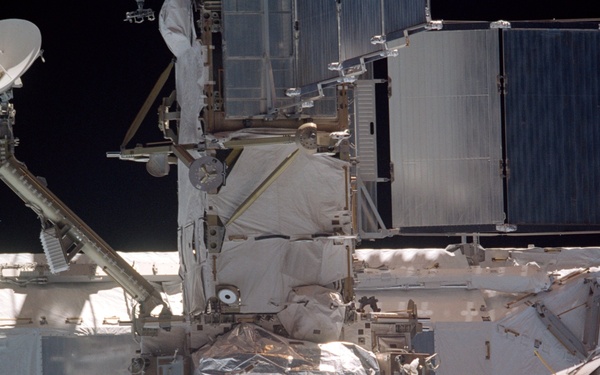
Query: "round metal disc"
189 155 224 191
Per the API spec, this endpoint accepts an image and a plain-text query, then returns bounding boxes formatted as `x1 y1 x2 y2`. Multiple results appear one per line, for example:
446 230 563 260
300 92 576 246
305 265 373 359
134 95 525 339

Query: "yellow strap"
226 148 300 226
534 350 555 374
121 60 174 149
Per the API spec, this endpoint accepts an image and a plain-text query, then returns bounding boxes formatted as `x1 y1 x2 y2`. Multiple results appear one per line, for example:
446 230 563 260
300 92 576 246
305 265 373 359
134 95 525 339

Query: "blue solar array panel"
504 29 600 225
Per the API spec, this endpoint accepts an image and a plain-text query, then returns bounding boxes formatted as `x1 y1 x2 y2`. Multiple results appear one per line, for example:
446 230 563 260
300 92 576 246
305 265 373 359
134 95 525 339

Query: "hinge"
499 159 510 178
497 74 507 94
490 20 511 29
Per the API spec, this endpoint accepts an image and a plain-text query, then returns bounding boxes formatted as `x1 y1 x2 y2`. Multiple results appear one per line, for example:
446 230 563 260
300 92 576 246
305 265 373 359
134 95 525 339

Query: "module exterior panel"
388 30 504 228
504 29 600 225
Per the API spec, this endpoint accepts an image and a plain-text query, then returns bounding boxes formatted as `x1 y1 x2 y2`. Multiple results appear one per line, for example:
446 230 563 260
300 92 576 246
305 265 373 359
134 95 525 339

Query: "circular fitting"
189 156 224 191
295 122 318 152
217 288 239 305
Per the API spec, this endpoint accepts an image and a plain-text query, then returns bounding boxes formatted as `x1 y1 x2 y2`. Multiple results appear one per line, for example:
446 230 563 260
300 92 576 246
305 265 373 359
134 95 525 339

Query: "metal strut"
533 302 588 360
0 156 171 335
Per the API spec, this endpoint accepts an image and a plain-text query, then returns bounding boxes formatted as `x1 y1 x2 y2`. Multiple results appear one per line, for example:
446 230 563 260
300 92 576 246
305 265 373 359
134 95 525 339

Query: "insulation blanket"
192 323 380 374
175 39 208 226
356 265 552 293
215 238 349 313
208 144 349 238
165 0 210 312
0 252 183 334
488 273 592 374
433 271 599 374
277 285 346 343
510 247 600 271
159 0 195 58
180 219 210 315
355 249 552 293
0 282 181 335
161 0 208 226
355 248 470 269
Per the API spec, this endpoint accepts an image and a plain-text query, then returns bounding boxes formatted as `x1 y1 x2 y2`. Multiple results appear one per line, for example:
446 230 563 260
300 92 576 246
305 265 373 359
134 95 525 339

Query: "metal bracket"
496 223 517 233
205 214 225 253
216 285 241 313
158 90 179 144
533 302 588 360
0 101 16 162
491 20 511 29
447 241 486 266
584 278 600 351
425 20 444 30
124 0 155 23
356 177 393 239
497 74 508 94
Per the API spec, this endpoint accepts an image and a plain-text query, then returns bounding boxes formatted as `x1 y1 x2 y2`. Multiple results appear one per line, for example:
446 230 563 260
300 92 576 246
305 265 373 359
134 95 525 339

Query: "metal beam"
533 302 588 360
584 278 600 351
0 156 170 335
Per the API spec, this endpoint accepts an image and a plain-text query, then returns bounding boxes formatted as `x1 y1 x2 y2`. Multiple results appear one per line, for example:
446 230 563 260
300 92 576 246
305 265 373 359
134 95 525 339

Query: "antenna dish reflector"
0 19 42 95
146 153 170 177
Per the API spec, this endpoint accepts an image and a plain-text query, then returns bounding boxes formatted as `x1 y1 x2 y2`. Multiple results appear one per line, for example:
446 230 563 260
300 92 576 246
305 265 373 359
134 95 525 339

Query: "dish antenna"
0 19 42 98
